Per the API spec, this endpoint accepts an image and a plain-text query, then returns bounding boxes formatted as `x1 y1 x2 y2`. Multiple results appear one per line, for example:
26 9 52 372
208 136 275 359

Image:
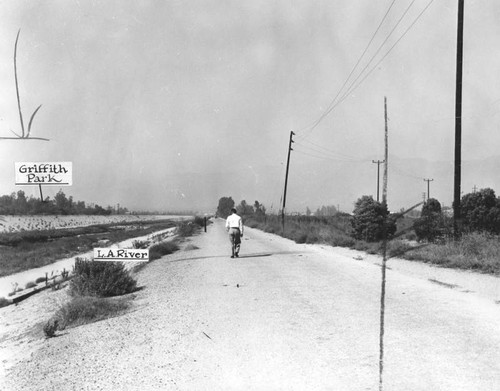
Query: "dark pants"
228 228 241 255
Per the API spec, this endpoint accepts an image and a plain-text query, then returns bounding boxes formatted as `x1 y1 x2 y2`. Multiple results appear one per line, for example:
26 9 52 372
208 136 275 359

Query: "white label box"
94 248 149 262
15 162 72 186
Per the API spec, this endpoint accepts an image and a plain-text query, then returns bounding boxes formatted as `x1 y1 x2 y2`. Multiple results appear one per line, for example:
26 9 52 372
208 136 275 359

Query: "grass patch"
247 215 500 275
53 295 132 330
402 232 500 274
149 241 180 261
176 221 199 237
70 258 138 297
0 220 176 277
246 214 354 248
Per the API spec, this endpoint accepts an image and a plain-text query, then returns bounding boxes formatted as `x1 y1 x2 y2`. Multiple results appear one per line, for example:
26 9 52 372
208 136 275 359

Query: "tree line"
0 190 129 216
216 197 266 219
217 187 500 243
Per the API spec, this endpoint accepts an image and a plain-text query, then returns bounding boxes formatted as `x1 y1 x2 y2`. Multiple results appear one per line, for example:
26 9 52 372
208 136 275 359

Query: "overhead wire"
293 149 368 163
335 0 418 106
335 0 436 109
298 138 367 161
294 0 398 141
295 0 436 140
293 142 368 162
391 166 424 180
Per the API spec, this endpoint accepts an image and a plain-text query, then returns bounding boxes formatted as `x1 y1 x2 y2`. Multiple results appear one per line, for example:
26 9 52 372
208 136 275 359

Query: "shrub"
132 240 150 249
193 216 209 227
413 198 448 242
43 319 58 338
461 188 500 234
35 276 46 284
69 257 137 298
387 240 413 258
351 196 396 242
149 241 179 261
0 297 11 308
53 296 131 330
176 222 197 237
25 281 37 289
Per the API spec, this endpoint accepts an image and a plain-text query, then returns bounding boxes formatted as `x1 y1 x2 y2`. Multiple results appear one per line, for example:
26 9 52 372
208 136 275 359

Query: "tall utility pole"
423 178 434 200
372 160 385 202
454 0 465 237
282 131 295 235
382 97 388 206
379 96 389 391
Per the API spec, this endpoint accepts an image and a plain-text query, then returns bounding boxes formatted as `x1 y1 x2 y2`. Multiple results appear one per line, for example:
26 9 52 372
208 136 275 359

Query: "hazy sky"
0 0 499 213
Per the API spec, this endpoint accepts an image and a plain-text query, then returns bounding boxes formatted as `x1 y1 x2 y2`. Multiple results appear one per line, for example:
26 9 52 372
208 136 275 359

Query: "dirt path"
2 219 500 390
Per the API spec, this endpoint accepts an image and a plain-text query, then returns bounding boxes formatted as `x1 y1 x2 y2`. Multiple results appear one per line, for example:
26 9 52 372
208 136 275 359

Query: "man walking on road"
225 208 243 258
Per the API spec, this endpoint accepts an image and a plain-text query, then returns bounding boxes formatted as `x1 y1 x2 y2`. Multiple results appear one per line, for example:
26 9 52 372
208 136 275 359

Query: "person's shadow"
165 250 308 263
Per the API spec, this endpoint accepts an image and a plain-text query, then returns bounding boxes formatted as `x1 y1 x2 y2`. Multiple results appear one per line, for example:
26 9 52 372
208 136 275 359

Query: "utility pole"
38 184 44 202
472 185 477 193
382 97 388 206
453 0 465 237
423 178 434 200
372 160 385 202
379 96 389 391
282 131 295 235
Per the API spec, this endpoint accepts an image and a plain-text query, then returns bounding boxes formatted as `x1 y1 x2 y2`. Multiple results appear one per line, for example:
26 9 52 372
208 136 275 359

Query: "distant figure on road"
225 208 243 258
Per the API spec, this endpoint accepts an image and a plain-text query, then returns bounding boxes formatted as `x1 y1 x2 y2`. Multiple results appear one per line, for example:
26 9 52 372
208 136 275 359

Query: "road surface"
2 219 500 390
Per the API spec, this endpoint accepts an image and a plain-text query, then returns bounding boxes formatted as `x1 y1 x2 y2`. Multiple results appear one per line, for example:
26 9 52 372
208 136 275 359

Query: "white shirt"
225 213 243 233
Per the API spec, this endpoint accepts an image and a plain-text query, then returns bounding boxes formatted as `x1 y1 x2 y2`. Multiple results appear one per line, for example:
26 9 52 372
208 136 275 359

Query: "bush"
132 240 150 249
176 222 197 237
461 188 500 234
35 276 46 284
387 240 413 258
43 319 58 338
25 281 37 289
69 257 137 298
351 196 396 242
193 216 210 228
413 198 448 242
0 297 11 308
149 241 179 261
53 296 131 330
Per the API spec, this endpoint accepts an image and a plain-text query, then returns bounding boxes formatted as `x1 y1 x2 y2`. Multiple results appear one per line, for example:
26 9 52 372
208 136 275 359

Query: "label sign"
94 248 149 262
15 162 72 186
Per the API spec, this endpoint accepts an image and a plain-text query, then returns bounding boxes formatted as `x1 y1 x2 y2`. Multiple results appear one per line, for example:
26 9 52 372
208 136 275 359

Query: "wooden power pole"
372 159 385 202
453 0 465 237
424 178 434 200
379 96 389 390
282 131 295 235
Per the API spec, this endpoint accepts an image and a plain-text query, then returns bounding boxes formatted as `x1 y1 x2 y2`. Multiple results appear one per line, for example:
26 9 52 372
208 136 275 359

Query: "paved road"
3 219 500 390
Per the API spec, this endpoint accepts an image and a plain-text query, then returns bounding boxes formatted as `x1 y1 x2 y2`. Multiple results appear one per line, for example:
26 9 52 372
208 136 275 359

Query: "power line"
293 148 369 163
336 0 418 105
336 0 436 108
296 0 436 139
298 138 367 161
298 0 399 136
391 166 424 180
293 142 366 162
